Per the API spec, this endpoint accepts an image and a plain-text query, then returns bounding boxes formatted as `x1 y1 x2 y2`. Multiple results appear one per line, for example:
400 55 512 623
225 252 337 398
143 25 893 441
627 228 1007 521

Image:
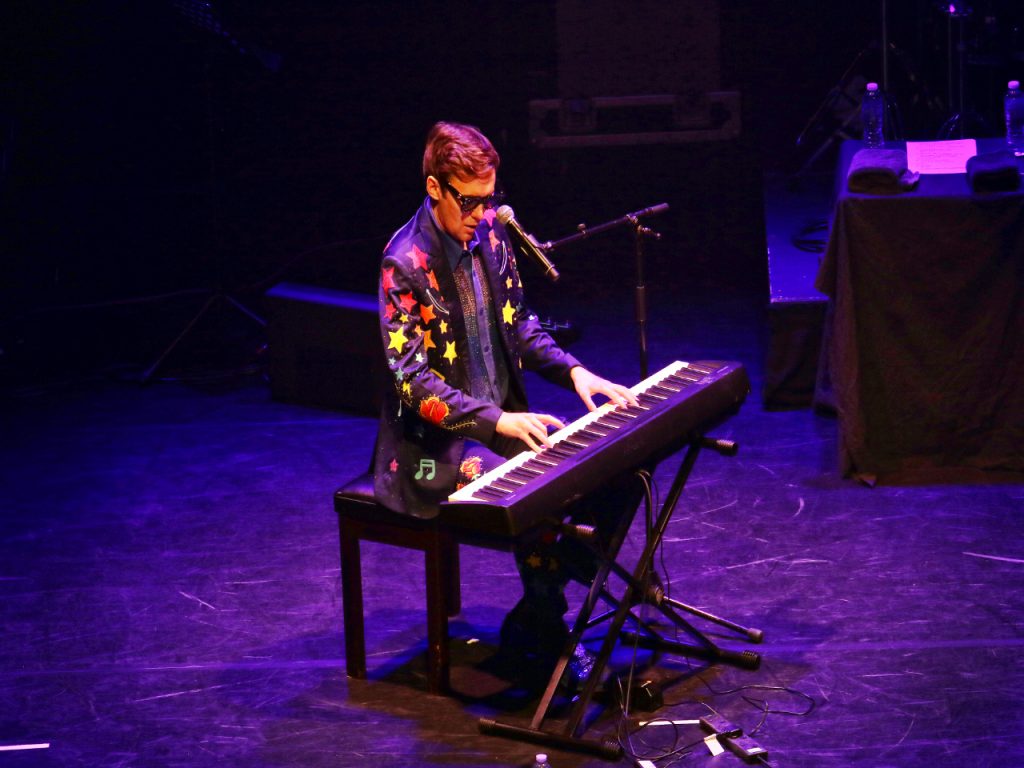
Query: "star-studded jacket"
373 198 581 518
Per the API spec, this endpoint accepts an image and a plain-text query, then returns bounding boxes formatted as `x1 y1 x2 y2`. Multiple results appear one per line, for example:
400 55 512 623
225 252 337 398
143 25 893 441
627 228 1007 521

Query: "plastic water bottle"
530 754 552 768
861 82 885 148
1005 80 1024 156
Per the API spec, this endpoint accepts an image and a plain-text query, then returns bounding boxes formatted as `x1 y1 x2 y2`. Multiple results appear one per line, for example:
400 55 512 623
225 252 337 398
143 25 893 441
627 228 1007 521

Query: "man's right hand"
496 411 566 453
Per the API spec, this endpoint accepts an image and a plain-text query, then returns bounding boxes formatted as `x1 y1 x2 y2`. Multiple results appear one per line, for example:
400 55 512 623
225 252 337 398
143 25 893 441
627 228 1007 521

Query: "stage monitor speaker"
265 282 384 415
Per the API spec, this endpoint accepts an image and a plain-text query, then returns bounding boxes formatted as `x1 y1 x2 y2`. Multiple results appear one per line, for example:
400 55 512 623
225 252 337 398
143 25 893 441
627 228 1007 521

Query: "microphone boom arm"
545 203 669 252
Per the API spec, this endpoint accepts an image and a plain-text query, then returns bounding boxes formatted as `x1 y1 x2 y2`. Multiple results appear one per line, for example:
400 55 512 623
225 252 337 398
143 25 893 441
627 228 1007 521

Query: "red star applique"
389 458 398 472
382 303 397 321
408 244 430 272
398 292 418 314
381 266 395 291
420 303 436 325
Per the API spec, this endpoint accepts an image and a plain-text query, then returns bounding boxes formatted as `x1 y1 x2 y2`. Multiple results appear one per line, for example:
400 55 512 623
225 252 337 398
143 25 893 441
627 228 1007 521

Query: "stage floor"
2 284 1022 768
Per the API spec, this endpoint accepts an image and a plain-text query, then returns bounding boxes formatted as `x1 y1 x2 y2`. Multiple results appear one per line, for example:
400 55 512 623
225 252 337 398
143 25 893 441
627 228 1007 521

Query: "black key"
475 486 510 499
561 437 588 450
526 455 560 470
492 478 522 493
508 467 541 481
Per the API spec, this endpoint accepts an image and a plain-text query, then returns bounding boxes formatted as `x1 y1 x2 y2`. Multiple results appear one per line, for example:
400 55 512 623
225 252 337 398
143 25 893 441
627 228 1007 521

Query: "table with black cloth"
815 139 1024 483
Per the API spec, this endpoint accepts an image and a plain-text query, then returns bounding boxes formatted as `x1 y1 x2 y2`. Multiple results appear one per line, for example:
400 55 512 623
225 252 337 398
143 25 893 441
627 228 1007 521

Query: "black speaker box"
265 282 385 414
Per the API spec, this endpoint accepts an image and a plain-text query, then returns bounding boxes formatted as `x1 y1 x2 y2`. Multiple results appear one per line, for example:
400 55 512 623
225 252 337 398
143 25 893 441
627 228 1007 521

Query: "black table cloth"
815 139 1024 482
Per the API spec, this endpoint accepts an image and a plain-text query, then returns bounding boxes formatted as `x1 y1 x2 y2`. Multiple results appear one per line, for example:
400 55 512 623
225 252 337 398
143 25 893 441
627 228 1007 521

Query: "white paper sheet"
905 139 977 174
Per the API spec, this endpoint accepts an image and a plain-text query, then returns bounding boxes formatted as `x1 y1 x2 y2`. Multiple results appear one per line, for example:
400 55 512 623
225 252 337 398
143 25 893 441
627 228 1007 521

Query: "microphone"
496 205 560 282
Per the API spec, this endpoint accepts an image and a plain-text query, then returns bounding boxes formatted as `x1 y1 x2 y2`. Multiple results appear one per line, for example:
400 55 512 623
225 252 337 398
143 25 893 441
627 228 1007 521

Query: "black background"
2 1 1021 377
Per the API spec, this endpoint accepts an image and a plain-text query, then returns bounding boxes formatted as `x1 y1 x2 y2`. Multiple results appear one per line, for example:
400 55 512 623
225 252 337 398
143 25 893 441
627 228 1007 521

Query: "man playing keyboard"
373 121 637 685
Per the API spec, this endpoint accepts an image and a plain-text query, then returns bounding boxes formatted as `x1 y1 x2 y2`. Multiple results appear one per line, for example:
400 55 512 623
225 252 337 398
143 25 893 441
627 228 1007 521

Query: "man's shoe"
499 598 569 663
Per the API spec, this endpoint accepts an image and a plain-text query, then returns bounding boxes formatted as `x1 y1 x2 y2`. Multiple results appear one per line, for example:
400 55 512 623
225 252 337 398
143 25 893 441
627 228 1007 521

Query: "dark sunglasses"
442 179 505 214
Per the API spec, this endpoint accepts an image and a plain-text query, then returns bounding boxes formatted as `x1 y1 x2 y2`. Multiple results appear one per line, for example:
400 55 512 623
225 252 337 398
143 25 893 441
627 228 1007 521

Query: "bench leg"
339 521 366 679
444 540 461 617
424 529 451 694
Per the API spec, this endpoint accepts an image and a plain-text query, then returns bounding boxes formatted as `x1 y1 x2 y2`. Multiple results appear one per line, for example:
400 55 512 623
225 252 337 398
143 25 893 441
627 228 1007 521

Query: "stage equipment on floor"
335 359 759 759
139 292 266 383
529 2 739 148
761 172 832 409
935 2 991 139
543 203 669 380
264 282 385 415
140 1 280 382
792 1 942 176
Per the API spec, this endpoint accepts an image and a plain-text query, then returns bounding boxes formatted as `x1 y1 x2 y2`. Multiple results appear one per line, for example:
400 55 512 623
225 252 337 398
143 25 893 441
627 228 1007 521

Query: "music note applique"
414 458 436 481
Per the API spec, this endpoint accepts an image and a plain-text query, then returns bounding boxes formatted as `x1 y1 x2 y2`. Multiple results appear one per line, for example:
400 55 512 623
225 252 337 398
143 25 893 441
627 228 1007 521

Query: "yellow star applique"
402 381 412 396
502 299 515 325
506 276 513 289
443 341 457 364
439 320 449 334
387 328 408 353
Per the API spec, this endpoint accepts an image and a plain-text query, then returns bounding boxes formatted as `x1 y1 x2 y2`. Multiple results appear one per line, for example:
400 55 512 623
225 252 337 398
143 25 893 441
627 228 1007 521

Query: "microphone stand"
545 204 669 379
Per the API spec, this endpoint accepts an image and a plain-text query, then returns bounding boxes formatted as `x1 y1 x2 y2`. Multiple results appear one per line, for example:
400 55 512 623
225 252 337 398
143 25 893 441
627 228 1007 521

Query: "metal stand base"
478 437 762 760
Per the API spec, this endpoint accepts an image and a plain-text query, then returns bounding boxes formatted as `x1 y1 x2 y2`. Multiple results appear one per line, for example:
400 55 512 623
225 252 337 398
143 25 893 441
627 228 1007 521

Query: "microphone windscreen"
495 205 515 225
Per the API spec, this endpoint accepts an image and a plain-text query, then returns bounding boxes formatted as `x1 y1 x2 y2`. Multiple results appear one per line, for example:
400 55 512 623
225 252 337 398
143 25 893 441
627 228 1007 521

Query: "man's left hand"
570 366 639 412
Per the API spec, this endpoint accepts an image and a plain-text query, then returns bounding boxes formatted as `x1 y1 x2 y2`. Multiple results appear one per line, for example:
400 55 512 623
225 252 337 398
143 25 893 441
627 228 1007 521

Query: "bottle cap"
866 82 879 92
1010 80 1021 90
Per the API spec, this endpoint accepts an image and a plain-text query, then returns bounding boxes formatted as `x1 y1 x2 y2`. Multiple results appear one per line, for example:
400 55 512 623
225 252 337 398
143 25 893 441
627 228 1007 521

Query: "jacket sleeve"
501 244 583 388
517 309 583 387
380 251 502 445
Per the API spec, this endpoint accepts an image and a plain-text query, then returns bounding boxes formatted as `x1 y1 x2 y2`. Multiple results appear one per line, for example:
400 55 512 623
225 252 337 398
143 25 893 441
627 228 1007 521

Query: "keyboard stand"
479 436 763 760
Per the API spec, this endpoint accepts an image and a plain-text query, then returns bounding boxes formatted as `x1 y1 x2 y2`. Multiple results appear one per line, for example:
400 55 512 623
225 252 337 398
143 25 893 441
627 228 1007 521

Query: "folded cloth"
847 148 920 194
966 150 1021 193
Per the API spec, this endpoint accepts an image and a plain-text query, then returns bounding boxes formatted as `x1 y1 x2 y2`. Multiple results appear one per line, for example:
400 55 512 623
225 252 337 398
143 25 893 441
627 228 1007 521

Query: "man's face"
427 169 496 244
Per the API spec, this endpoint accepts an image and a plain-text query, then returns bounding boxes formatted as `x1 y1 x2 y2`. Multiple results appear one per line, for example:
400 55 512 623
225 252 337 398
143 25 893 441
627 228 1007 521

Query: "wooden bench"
334 472 461 694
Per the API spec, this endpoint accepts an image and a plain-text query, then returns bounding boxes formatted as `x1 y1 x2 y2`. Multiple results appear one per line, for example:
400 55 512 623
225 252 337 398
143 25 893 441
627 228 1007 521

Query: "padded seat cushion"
334 472 436 530
335 472 376 503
